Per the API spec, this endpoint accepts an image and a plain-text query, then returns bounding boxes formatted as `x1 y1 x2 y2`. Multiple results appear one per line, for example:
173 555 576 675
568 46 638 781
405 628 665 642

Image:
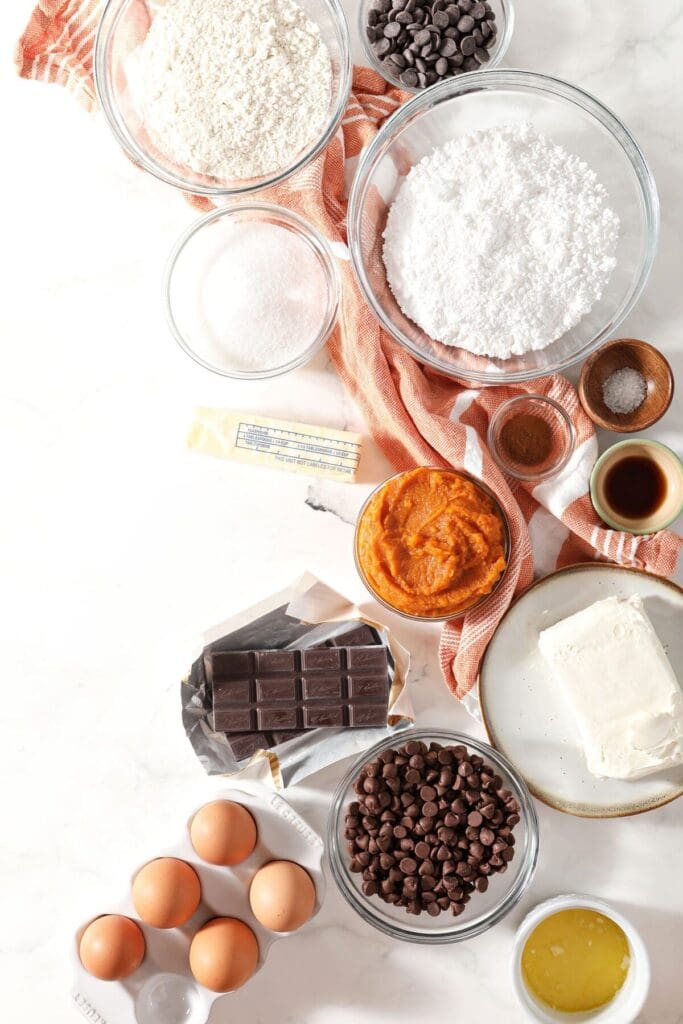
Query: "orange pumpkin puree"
356 468 507 617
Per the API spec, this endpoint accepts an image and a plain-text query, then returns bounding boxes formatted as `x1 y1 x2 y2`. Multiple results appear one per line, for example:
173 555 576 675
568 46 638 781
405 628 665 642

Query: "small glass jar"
488 394 576 481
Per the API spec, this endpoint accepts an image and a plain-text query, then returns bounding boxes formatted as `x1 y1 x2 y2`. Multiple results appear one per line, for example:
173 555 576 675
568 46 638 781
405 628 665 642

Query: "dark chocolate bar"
226 730 302 761
314 624 380 649
208 644 390 733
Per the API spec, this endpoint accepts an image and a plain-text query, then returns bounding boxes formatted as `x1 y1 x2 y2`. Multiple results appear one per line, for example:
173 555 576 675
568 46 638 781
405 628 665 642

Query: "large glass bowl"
94 0 351 196
348 70 659 385
328 729 539 943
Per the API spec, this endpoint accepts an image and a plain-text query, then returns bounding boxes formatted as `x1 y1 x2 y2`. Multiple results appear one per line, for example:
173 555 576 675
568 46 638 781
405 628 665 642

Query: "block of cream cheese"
187 408 362 482
538 595 683 780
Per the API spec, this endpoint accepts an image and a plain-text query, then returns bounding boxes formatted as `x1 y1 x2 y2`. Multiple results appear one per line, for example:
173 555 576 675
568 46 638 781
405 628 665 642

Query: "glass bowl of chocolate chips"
328 729 538 942
361 0 514 94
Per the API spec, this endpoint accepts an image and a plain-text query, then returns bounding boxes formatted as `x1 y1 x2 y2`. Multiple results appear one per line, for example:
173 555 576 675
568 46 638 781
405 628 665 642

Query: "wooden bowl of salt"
578 339 674 433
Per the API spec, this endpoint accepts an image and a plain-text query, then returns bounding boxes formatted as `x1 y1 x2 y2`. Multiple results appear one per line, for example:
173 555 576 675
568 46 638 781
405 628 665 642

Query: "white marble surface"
1 1 682 1021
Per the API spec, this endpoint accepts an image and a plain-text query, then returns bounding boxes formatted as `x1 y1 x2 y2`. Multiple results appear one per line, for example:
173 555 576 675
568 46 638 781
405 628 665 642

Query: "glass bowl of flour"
94 0 351 196
164 203 340 378
347 70 659 385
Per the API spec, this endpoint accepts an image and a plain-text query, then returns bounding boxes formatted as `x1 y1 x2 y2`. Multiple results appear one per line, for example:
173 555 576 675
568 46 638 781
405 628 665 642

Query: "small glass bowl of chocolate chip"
361 0 514 93
328 729 538 942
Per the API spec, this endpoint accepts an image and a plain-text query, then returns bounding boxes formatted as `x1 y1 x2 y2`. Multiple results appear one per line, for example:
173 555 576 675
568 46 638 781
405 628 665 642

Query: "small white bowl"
511 895 650 1024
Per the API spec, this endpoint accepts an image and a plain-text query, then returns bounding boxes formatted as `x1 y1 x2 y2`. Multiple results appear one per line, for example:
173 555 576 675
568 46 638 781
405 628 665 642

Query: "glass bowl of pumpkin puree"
354 467 510 621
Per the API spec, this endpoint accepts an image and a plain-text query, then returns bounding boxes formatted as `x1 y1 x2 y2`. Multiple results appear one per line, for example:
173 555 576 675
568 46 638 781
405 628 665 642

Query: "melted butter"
522 908 630 1013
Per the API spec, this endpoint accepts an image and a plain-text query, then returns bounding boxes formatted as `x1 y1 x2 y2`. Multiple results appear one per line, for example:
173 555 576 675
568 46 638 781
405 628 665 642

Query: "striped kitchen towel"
16 5 682 706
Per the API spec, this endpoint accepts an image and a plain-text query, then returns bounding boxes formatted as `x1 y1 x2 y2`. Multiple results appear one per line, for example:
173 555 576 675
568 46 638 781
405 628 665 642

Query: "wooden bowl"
578 338 674 432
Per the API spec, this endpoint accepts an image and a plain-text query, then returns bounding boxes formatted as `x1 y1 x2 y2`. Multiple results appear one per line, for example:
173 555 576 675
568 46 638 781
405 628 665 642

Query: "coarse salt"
602 367 647 415
383 123 620 359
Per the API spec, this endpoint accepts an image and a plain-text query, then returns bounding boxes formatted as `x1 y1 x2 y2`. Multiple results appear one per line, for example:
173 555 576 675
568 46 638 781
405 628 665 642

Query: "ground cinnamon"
499 413 553 467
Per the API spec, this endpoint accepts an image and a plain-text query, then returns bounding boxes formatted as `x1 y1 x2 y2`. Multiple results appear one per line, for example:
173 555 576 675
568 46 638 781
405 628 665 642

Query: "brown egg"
132 858 201 929
79 915 145 981
249 860 316 932
189 917 259 992
190 800 258 866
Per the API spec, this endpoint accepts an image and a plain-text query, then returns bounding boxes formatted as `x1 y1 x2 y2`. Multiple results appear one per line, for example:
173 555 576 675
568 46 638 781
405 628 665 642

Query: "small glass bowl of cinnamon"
488 395 576 482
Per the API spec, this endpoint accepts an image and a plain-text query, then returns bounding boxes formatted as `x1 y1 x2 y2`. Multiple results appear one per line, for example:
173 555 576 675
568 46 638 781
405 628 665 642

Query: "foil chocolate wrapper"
181 574 414 787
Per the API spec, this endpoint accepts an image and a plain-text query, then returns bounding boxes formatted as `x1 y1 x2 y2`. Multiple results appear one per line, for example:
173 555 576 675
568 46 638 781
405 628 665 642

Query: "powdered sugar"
127 0 332 180
383 123 620 359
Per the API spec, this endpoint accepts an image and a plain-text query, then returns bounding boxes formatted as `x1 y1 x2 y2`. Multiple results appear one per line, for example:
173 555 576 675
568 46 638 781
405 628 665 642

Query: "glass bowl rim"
357 0 515 95
353 467 511 621
327 727 540 944
93 0 352 197
487 393 577 482
347 68 660 386
163 202 341 379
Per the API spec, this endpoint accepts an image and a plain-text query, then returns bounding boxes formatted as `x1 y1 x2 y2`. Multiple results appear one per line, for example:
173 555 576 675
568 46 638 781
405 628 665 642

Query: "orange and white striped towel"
16 6 682 705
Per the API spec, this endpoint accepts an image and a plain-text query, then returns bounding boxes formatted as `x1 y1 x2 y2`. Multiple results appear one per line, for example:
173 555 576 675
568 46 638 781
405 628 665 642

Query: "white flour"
127 0 332 180
383 123 620 359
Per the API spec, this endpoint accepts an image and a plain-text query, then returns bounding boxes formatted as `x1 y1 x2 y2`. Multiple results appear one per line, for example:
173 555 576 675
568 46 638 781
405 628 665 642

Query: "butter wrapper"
188 408 362 482
181 574 413 787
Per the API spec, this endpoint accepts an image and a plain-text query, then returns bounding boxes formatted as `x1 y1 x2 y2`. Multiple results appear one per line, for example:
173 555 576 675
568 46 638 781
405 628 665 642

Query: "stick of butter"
538 595 683 780
187 408 362 483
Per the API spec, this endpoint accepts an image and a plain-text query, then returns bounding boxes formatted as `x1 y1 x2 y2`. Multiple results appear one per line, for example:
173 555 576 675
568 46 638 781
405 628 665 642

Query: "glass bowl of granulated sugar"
94 0 351 196
347 70 659 386
164 204 340 378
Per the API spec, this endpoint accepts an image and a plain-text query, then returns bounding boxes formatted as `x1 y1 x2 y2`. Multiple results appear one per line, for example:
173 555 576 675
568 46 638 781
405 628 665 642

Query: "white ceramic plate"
479 564 683 818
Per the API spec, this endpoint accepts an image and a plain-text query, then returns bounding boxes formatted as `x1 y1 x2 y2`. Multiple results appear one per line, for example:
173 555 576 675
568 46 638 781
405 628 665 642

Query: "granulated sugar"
127 0 332 180
383 123 620 359
173 221 329 374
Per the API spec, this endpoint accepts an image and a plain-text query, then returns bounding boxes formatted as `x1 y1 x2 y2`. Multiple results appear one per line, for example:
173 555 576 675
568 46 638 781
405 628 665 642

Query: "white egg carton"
72 783 325 1024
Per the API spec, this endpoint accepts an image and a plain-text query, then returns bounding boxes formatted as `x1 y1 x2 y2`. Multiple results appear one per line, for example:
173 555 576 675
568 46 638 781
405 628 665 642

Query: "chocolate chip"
439 37 458 56
367 0 498 88
345 742 521 916
400 856 418 874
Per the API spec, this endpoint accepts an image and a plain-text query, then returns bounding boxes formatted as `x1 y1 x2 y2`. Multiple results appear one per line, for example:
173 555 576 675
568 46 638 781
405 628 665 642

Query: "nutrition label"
187 408 363 483
235 421 361 477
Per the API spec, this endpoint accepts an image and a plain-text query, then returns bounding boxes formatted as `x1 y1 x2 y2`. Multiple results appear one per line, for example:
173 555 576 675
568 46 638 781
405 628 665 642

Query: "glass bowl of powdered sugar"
94 0 351 196
348 70 659 386
164 204 340 378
